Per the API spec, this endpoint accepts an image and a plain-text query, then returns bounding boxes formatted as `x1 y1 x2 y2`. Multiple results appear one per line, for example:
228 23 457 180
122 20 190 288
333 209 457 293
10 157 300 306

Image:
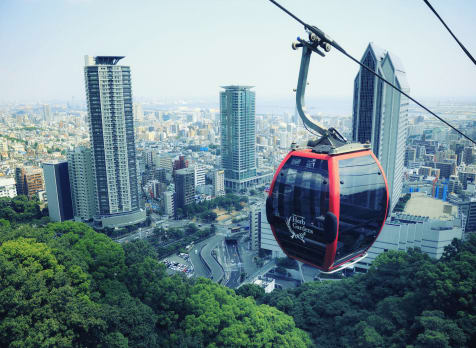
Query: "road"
189 234 225 282
241 259 277 285
114 226 154 244
224 241 242 289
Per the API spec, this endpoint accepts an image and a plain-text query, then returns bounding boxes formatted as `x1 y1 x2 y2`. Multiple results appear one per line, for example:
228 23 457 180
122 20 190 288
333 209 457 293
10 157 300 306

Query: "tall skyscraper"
84 55 145 228
220 85 257 191
42 104 51 122
67 146 97 222
42 162 73 222
352 43 409 211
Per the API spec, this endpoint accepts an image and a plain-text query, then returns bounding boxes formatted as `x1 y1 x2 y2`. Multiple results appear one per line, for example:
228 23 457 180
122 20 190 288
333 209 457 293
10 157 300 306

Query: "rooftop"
403 192 458 221
220 85 254 90
94 56 125 65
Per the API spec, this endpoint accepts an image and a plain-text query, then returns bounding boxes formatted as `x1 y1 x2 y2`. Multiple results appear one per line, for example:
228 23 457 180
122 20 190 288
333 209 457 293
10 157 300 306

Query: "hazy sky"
1 0 475 104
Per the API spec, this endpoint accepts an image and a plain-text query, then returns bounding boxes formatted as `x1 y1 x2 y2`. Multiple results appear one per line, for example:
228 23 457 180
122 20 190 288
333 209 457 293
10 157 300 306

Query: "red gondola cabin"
266 148 389 272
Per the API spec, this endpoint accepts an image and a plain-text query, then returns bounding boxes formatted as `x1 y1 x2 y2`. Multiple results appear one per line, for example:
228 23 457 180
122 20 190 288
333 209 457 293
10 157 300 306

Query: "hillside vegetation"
0 220 310 348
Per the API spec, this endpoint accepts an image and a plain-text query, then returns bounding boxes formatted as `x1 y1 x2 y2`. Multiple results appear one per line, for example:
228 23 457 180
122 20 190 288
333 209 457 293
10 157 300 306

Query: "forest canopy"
0 221 311 348
0 195 474 347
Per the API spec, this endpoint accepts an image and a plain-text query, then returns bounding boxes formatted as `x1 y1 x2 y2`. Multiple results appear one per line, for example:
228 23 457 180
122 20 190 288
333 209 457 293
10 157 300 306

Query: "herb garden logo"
286 214 313 243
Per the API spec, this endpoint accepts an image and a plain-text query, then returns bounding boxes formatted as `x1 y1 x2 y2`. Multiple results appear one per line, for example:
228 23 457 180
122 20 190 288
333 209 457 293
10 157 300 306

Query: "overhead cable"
423 0 476 66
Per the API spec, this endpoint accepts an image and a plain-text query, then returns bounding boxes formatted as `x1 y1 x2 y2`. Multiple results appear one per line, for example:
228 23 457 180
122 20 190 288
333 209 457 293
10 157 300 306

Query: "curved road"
189 234 225 282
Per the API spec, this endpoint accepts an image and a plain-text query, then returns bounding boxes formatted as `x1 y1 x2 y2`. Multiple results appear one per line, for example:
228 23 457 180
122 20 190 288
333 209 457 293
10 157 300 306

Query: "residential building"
15 166 44 199
249 204 261 250
84 55 145 228
0 177 17 198
213 169 225 197
161 191 175 217
463 146 474 165
352 43 409 211
174 167 195 211
173 155 188 171
42 162 74 222
194 165 206 187
405 147 416 167
67 147 97 221
220 85 257 191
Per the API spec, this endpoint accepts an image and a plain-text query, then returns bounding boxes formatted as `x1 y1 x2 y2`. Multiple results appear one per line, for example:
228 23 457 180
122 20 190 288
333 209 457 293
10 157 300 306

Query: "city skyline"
1 0 476 104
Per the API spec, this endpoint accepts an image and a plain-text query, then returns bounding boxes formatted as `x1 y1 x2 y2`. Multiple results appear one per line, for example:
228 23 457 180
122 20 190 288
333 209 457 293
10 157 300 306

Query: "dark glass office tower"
352 44 409 211
84 55 145 228
42 162 73 222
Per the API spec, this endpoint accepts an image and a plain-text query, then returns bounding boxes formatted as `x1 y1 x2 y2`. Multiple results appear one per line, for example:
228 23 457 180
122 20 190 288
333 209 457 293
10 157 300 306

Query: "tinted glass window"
269 156 329 266
335 155 387 265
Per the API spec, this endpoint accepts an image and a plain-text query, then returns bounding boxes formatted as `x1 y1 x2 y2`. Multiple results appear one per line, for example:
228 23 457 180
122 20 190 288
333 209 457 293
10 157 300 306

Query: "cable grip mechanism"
293 33 347 149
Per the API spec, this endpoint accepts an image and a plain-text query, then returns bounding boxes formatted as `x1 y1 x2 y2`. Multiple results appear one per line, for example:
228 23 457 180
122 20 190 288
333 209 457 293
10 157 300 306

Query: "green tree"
0 238 105 347
236 283 265 301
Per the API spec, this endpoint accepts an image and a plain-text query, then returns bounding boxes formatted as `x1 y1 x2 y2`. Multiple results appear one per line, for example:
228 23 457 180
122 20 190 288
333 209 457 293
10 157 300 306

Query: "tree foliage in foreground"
0 195 45 224
0 221 310 347
259 235 476 348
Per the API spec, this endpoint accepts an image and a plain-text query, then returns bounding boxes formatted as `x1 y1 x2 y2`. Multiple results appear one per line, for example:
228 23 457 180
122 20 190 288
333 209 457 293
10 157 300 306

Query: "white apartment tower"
84 55 145 228
67 147 97 221
213 169 225 197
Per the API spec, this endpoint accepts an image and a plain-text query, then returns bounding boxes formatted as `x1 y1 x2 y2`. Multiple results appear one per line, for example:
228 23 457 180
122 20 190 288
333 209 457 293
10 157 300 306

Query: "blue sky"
1 0 475 104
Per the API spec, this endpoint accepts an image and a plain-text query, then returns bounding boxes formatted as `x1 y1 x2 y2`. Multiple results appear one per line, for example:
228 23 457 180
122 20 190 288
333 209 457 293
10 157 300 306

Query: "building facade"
84 55 145 228
352 43 409 211
194 165 206 187
161 191 175 217
42 162 74 222
174 167 195 211
220 85 257 191
15 166 44 199
257 203 285 258
249 204 261 251
0 177 17 198
67 147 97 221
213 169 225 197
357 214 463 272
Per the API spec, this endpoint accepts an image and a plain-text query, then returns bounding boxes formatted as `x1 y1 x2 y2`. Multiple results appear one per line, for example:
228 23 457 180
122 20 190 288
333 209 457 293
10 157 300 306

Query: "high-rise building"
435 160 456 179
0 177 17 198
257 203 285 258
194 165 206 187
249 204 261 250
15 166 44 199
463 146 474 165
220 85 257 191
42 162 74 222
67 147 97 221
173 155 189 171
405 147 416 167
174 167 195 211
84 55 145 228
352 43 409 211
161 191 175 217
213 169 225 197
42 104 51 122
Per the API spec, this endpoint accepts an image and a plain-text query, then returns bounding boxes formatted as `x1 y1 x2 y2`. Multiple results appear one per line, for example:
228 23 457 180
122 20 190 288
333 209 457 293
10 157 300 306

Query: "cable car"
266 146 389 273
266 31 389 273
